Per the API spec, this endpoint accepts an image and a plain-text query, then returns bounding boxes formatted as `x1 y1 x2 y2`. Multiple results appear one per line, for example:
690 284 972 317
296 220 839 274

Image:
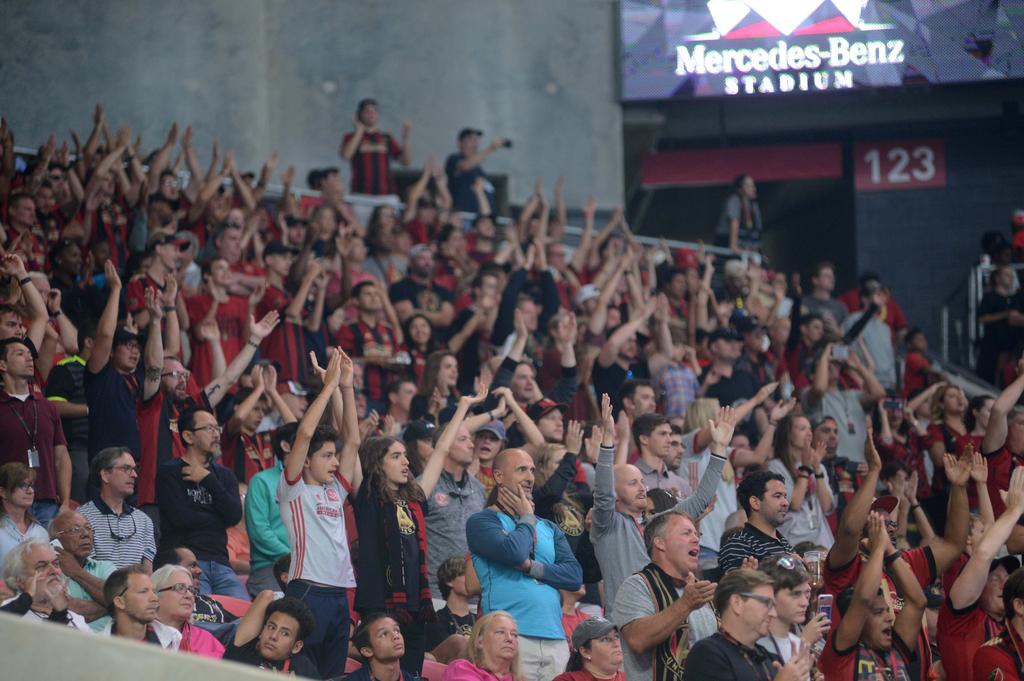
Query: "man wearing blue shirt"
467 448 582 681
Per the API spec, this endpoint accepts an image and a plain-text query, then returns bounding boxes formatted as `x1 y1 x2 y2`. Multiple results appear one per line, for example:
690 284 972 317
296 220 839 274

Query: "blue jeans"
197 559 250 601
286 580 350 680
32 500 59 526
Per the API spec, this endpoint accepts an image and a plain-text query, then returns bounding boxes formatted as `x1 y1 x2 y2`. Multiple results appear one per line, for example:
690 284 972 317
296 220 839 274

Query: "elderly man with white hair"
0 537 90 631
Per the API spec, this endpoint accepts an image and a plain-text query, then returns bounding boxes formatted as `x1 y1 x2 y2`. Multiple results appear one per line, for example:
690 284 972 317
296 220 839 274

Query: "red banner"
640 143 842 188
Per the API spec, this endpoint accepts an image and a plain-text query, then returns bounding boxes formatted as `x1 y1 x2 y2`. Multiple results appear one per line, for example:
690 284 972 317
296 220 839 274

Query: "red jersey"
5 226 48 273
136 379 209 506
938 554 1006 681
973 626 1024 681
125 274 165 317
925 423 982 507
987 446 1024 521
824 546 935 681
818 628 914 681
336 320 399 403
256 285 305 382
85 198 131 267
903 352 934 398
342 130 402 195
185 293 249 386
221 430 275 484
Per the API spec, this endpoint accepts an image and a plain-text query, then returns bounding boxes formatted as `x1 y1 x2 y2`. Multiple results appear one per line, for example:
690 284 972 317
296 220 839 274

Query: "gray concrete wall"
0 0 623 207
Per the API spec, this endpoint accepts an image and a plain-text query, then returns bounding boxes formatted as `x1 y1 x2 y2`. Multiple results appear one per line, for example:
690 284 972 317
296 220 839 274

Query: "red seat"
345 658 363 674
210 594 251 618
422 659 447 681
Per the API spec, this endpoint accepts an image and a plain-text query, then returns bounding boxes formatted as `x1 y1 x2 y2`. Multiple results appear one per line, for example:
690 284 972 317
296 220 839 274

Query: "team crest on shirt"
325 488 340 502
396 502 416 535
560 511 584 537
433 492 450 507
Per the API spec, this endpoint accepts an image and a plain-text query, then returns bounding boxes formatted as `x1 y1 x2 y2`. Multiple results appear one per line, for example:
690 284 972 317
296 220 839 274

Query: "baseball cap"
576 284 600 307
674 248 699 270
409 244 432 259
734 316 765 336
146 232 190 253
870 495 900 515
264 240 299 258
458 128 484 141
113 327 140 347
527 399 568 422
278 381 309 397
476 420 507 441
709 328 742 343
571 617 617 650
404 420 437 442
992 555 1021 576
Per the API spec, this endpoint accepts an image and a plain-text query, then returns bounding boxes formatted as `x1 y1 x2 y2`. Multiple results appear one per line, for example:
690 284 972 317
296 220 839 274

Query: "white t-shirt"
758 631 802 663
277 473 356 588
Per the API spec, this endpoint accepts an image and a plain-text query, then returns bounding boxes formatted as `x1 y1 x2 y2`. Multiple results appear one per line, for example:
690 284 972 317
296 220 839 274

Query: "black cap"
113 327 140 347
404 420 437 442
734 316 765 335
264 241 299 258
146 232 190 253
709 328 742 343
992 555 1021 575
458 128 484 141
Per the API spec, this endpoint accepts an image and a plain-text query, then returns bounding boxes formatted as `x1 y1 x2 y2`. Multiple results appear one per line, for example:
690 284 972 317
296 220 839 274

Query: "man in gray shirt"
841 283 896 389
612 511 718 681
591 395 733 616
801 343 885 463
801 261 848 336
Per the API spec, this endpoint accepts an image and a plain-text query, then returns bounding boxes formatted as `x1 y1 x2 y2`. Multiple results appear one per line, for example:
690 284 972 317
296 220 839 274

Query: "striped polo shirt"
718 522 795 574
79 499 157 568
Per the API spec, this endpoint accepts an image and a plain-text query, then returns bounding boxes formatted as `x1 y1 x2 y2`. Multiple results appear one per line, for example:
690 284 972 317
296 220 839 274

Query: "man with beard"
467 447 582 681
135 308 279 509
49 510 116 631
0 538 90 631
420 408 486 599
937 467 1024 681
592 395 731 617
103 564 179 647
389 245 455 330
156 406 246 600
614 511 718 681
718 470 795 573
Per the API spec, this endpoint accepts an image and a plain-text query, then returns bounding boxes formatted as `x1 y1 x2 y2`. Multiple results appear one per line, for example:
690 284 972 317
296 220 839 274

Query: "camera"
502 139 513 149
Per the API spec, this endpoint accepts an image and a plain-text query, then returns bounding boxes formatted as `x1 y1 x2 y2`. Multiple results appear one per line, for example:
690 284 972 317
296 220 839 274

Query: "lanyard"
7 397 38 448
719 631 774 681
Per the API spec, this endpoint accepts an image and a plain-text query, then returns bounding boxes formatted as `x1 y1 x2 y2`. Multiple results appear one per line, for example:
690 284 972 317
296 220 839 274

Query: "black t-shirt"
592 360 649 404
44 358 88 449
444 153 488 213
389 279 454 315
224 638 319 678
978 290 1018 350
699 366 759 407
425 605 475 651
84 362 144 460
682 632 782 681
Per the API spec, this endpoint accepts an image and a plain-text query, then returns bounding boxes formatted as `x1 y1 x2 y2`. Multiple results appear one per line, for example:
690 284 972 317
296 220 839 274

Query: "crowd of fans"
0 100 1023 681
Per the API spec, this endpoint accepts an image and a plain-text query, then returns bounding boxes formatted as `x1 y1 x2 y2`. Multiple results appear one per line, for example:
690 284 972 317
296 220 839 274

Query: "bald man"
49 510 116 630
466 448 582 681
591 397 737 616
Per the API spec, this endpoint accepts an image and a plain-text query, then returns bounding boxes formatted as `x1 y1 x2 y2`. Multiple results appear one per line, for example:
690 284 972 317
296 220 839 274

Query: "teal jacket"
245 461 290 571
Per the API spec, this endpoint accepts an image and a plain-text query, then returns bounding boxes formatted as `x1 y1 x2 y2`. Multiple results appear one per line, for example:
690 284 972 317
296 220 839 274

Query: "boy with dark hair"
757 554 828 662
425 556 475 659
632 412 686 496
225 590 318 676
278 349 361 679
349 613 418 681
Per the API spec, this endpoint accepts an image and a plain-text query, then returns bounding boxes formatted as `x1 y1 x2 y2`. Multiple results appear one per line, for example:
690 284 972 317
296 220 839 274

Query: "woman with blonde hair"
923 382 973 529
0 463 47 567
443 611 522 681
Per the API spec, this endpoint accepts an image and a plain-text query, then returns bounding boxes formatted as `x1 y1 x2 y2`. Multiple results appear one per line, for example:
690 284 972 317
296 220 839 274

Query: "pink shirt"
180 621 226 659
442 659 515 681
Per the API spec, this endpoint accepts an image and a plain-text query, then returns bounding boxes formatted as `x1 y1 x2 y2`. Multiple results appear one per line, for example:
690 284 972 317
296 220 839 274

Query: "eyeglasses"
190 424 223 435
108 464 139 474
57 525 92 536
15 482 34 491
161 370 190 380
740 593 776 609
159 583 199 597
105 514 138 542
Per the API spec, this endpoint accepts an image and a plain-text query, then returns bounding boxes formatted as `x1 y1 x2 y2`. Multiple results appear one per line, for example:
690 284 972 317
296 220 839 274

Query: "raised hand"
459 382 489 409
944 451 972 487
264 364 279 393
905 470 920 505
565 420 583 455
552 312 577 347
428 387 445 416
2 253 28 279
322 348 343 390
196 319 220 343
800 612 830 647
708 406 737 449
864 431 882 472
584 425 603 464
249 311 280 342
248 280 267 308
1001 466 1024 516
600 393 615 447
359 411 380 439
337 348 355 389
866 511 890 555
250 365 265 392
969 447 988 484
770 398 797 423
144 287 164 322
161 273 178 306
382 413 401 437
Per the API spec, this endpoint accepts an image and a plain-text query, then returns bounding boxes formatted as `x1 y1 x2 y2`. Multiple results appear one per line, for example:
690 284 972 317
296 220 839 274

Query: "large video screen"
621 0 1024 99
